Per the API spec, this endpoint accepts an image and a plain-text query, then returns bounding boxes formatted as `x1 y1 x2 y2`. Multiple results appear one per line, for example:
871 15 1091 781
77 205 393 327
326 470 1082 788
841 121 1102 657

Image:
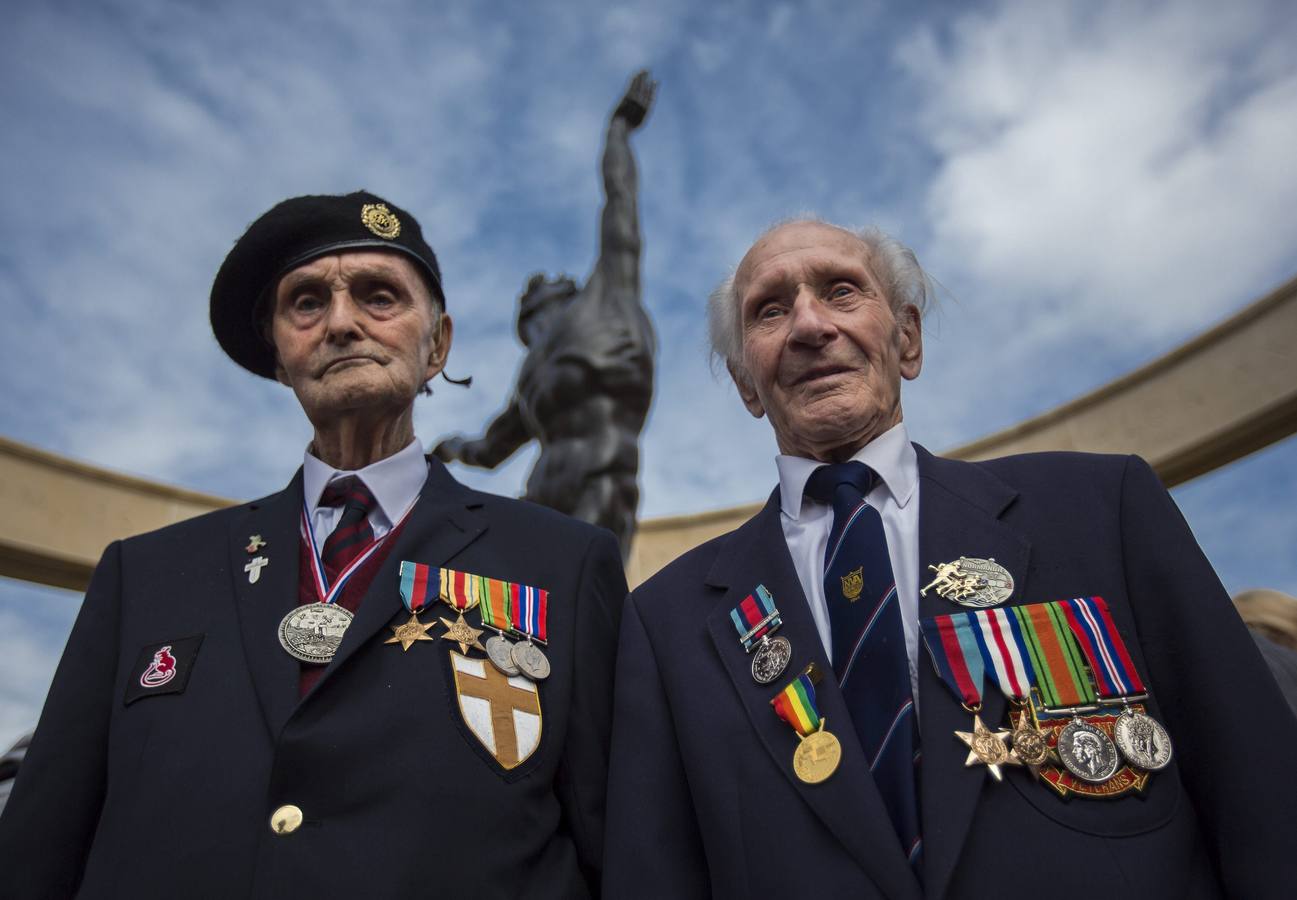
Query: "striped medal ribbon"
476 575 526 678
730 584 791 684
509 582 552 682
771 667 841 784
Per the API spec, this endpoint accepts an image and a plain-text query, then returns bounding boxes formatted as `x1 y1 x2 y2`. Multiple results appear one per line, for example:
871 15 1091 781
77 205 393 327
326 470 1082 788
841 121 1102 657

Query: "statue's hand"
432 436 466 462
614 69 657 129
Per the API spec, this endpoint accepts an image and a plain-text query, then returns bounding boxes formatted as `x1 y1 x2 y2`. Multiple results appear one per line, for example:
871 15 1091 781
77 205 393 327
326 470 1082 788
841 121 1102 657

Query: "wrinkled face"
271 251 452 426
730 222 922 462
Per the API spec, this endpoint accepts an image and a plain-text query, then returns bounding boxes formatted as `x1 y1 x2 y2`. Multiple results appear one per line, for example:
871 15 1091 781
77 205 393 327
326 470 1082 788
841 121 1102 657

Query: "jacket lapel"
230 471 307 739
913 446 1030 900
704 492 923 900
306 457 488 698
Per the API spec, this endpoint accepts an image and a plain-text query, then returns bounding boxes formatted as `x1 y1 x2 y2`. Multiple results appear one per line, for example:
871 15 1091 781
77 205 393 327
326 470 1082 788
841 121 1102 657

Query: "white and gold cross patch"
450 651 542 769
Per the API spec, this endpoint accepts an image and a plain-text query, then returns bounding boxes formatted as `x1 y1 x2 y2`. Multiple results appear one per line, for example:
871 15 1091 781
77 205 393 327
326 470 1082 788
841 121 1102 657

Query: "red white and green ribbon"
1059 596 1145 699
397 560 437 613
1013 602 1096 708
771 671 824 737
920 612 986 708
512 583 549 644
729 584 782 651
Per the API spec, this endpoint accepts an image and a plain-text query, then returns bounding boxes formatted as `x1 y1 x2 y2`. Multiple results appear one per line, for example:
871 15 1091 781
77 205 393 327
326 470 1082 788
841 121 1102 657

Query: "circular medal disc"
1114 710 1173 771
485 634 521 676
750 635 792 685
951 557 1014 608
278 603 354 664
1056 718 1121 783
793 729 842 784
511 641 551 681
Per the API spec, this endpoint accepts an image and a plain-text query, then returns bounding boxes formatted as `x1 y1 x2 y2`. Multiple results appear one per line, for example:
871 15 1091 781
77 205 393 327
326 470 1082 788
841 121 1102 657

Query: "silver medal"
485 634 521 676
1056 718 1121 783
511 641 551 681
921 557 1014 608
1114 709 1173 771
278 603 354 665
750 635 792 684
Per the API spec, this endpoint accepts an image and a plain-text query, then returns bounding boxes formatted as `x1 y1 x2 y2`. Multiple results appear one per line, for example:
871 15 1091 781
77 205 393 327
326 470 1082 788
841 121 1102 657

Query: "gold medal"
1009 707 1051 775
955 713 1021 781
793 725 842 784
440 612 486 655
385 613 436 652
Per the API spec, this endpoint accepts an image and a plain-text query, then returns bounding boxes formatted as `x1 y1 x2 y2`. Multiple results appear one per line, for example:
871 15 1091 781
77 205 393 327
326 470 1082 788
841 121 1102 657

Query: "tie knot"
804 461 876 506
319 476 377 515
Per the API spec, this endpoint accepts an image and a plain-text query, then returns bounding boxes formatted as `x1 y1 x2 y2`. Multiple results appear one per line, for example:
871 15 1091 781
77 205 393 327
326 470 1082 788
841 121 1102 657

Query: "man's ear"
425 312 454 381
897 304 923 381
727 359 766 419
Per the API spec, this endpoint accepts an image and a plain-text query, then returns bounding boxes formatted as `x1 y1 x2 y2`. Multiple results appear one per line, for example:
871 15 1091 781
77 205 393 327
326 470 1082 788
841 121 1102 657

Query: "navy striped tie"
805 462 921 868
319 476 377 584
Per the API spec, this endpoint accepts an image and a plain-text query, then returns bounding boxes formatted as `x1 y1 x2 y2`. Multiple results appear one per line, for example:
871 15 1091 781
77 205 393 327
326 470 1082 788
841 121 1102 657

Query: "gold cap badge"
361 203 401 239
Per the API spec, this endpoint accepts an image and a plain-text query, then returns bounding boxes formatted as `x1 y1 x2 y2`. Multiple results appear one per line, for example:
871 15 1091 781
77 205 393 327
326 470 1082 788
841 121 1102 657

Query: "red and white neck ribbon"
299 497 418 605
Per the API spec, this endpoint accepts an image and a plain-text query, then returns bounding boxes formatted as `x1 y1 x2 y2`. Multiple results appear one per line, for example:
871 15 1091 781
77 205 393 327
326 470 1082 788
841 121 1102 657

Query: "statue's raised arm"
595 70 657 297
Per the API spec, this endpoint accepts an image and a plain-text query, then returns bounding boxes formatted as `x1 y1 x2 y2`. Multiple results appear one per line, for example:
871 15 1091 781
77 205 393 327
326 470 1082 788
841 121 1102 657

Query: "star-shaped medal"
955 714 1021 781
385 613 436 652
1009 709 1051 778
440 612 486 655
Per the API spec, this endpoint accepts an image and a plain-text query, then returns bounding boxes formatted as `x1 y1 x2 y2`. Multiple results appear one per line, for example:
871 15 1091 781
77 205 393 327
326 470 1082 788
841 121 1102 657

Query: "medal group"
921 558 1173 799
742 558 1173 799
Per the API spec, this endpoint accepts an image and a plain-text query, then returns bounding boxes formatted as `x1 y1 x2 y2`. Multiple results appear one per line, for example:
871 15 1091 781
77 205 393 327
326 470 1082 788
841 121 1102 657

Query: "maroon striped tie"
319 476 378 584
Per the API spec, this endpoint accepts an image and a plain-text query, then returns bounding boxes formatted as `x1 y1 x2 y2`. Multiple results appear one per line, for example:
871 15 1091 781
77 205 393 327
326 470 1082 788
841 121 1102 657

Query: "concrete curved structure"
3 274 1295 592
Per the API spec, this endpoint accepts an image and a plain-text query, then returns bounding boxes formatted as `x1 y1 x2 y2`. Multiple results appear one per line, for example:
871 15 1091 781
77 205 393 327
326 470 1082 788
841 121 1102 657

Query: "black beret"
210 190 445 379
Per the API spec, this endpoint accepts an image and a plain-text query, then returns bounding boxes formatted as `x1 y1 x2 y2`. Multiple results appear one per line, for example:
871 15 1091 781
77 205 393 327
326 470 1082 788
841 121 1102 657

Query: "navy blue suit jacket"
605 449 1297 899
0 458 627 899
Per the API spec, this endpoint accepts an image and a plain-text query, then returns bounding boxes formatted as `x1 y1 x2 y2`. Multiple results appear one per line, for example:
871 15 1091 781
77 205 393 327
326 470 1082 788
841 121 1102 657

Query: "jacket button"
270 804 303 834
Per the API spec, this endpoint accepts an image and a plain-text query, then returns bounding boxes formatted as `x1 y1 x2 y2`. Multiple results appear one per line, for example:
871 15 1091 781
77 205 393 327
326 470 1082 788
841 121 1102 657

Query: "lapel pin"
244 556 269 584
246 534 267 554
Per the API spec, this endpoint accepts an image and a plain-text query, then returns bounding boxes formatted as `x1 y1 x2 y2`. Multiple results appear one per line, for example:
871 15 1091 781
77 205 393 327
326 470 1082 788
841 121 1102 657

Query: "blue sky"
1 0 1295 745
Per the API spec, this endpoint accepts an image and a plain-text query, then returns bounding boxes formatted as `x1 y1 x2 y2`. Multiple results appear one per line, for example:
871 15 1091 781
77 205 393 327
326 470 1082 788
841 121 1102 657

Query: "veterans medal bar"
730 584 792 685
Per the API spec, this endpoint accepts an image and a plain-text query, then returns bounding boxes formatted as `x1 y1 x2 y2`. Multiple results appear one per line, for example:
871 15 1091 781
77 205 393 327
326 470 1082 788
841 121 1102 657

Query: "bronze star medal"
385 613 436 652
1009 708 1051 777
440 612 486 655
955 714 1021 781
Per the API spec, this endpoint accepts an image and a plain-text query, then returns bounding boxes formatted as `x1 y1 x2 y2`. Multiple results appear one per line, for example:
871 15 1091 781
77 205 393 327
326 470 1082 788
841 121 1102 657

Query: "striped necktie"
805 461 922 869
319 476 378 585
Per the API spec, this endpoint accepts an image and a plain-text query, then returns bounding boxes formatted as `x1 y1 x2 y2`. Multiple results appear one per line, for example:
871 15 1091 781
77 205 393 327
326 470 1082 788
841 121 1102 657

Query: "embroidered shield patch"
841 566 864 601
449 651 542 769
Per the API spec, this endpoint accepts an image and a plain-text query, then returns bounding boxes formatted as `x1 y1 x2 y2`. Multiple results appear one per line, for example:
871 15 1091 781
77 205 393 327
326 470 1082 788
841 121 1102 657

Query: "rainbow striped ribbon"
1059 596 1145 698
440 568 481 612
920 612 986 708
771 672 823 737
970 607 1037 702
512 583 549 644
1013 602 1096 708
397 561 437 613
729 584 781 650
477 575 515 633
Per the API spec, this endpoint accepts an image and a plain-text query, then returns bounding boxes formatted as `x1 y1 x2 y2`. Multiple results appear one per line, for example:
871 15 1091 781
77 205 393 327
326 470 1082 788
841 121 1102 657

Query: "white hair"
707 219 935 378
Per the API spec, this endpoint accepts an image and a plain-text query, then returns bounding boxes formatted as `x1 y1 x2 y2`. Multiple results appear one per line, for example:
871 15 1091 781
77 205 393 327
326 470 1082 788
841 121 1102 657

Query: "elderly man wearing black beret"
0 192 627 899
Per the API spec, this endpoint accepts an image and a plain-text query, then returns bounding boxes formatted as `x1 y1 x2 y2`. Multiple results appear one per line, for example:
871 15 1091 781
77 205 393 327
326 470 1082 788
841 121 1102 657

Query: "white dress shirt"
301 439 428 556
776 421 922 707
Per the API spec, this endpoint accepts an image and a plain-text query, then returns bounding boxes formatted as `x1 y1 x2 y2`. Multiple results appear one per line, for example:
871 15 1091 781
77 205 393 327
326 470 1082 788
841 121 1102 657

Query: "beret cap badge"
361 203 401 239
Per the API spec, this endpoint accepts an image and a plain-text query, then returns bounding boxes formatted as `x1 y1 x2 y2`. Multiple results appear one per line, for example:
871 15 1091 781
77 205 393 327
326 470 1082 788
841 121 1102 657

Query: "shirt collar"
776 421 917 520
302 438 428 525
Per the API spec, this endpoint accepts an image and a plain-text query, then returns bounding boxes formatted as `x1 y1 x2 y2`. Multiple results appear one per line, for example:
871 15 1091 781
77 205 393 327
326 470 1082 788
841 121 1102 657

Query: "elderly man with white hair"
604 219 1296 899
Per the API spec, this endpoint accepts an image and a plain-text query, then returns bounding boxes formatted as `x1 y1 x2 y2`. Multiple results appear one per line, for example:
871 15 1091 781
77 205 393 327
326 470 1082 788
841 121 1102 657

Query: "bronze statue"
434 71 657 560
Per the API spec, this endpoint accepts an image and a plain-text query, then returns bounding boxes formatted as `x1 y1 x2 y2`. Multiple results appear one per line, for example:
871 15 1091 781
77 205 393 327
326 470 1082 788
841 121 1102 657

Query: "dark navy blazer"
0 458 627 899
605 448 1297 899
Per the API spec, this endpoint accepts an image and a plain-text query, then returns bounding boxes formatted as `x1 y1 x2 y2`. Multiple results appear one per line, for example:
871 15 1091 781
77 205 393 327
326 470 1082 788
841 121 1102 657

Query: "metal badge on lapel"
245 534 267 553
244 556 268 584
449 651 541 770
921 557 1014 608
729 584 792 685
